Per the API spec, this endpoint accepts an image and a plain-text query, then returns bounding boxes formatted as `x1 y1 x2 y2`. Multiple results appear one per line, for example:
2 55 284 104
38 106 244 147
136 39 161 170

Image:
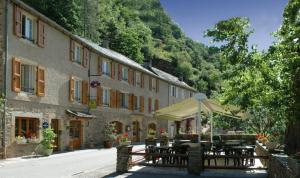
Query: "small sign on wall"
42 121 49 129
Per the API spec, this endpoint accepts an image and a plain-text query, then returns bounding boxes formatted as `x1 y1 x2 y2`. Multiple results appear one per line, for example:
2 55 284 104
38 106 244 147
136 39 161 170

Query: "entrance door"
69 120 82 149
132 121 140 142
51 119 59 151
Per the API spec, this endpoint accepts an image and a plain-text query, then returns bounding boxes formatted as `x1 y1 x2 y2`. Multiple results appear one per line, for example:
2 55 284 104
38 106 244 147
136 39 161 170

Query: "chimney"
102 39 110 49
179 75 184 81
144 58 152 68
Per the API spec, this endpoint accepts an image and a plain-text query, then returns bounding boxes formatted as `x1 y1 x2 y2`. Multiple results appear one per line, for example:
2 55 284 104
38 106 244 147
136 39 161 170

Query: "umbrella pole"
210 113 213 144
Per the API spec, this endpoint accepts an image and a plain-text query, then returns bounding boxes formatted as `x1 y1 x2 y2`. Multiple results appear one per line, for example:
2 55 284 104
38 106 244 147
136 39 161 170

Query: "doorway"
69 120 82 149
132 121 140 142
51 119 60 151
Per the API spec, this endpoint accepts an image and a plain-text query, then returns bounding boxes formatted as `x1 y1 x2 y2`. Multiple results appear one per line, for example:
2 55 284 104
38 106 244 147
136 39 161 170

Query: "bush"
40 128 56 149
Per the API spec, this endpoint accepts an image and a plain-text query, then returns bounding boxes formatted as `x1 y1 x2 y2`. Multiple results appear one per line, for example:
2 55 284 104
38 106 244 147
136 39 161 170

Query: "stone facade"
268 155 298 178
0 0 196 158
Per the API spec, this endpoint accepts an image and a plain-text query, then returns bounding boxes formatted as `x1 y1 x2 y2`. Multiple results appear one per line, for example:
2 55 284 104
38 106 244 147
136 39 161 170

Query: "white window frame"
74 43 83 65
21 64 36 94
170 85 177 97
135 72 141 87
181 89 185 99
22 14 34 41
121 66 128 82
152 98 155 112
102 60 111 76
135 96 140 111
102 88 110 106
74 78 82 103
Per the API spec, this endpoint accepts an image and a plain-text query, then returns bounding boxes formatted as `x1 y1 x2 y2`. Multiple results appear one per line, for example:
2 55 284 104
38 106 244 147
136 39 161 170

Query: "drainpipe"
2 0 9 159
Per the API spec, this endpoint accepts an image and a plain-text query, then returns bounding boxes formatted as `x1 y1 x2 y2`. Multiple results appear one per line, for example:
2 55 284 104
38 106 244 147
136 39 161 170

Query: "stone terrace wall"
268 155 297 178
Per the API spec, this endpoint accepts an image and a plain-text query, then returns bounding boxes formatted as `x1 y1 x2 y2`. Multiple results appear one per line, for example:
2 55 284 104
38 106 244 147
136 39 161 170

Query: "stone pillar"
188 148 203 175
116 145 133 173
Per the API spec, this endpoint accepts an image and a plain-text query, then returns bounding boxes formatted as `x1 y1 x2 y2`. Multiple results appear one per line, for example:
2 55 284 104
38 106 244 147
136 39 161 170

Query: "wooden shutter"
111 62 114 79
128 94 132 110
156 79 159 93
116 90 120 108
98 56 102 75
133 95 136 110
141 73 144 88
132 71 136 86
140 96 144 112
83 48 89 68
69 76 74 102
12 57 21 92
36 66 45 97
149 77 152 90
13 5 22 37
37 20 45 47
148 97 152 113
82 80 88 105
70 39 75 62
128 69 132 85
118 64 122 80
155 99 159 111
96 86 103 106
110 89 115 108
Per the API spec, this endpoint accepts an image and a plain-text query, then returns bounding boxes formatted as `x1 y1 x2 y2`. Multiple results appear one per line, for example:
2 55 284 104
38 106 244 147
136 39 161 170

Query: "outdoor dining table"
230 145 255 166
224 140 244 147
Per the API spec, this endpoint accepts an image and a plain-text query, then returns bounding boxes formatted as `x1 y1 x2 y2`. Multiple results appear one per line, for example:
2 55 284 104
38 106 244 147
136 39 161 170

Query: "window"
134 96 140 110
22 15 33 41
103 88 110 106
74 79 82 102
152 78 156 91
170 85 177 97
74 43 83 65
135 72 141 86
102 60 111 76
15 117 39 138
121 66 128 81
190 92 194 97
181 89 185 99
21 64 36 94
152 98 155 112
120 93 128 108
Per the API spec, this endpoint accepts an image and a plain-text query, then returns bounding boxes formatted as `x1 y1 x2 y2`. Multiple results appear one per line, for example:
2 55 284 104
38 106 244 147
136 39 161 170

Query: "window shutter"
128 94 132 110
98 56 102 75
13 5 22 37
118 64 122 80
83 48 89 68
155 99 159 111
116 90 120 108
70 39 75 62
140 96 144 112
148 97 152 113
132 95 136 110
128 69 131 84
141 73 144 88
37 20 45 47
82 80 88 105
132 71 136 86
69 76 74 102
36 66 45 97
12 57 21 92
111 62 114 79
96 86 103 106
149 77 152 90
110 89 115 108
156 79 159 93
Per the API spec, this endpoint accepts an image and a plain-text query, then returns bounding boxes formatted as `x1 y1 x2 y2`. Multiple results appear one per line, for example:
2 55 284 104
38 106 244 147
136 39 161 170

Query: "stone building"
0 0 196 158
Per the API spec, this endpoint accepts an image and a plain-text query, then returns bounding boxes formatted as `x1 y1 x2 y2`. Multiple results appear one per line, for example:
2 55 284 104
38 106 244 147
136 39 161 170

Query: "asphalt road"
0 148 118 178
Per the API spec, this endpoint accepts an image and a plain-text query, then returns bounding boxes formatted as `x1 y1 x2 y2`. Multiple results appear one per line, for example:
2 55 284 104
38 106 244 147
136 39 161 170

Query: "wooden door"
132 121 140 142
69 120 82 149
51 119 59 151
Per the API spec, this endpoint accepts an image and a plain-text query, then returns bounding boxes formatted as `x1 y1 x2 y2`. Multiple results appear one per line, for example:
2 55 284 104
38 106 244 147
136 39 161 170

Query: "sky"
160 0 289 50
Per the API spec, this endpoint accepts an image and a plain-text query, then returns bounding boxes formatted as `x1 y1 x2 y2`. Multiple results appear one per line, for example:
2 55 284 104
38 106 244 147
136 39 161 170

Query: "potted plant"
102 123 116 148
288 151 300 176
116 132 131 146
39 128 56 156
265 135 279 151
16 136 27 144
159 128 169 146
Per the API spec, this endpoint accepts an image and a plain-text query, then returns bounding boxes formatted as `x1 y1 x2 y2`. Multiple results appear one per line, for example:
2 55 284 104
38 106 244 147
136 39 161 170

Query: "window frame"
120 92 129 109
74 78 82 103
152 78 156 91
74 43 83 65
134 95 140 111
20 63 36 94
102 87 110 107
21 14 34 41
121 66 128 82
15 117 39 139
102 60 111 76
171 85 177 97
135 72 141 87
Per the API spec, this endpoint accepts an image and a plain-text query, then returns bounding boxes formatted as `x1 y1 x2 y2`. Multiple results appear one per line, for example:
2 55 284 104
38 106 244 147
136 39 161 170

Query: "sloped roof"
150 67 196 91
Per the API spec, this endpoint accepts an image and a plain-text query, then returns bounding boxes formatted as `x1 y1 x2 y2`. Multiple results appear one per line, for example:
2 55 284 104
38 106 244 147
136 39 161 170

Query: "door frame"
51 119 60 151
132 121 140 142
69 120 83 149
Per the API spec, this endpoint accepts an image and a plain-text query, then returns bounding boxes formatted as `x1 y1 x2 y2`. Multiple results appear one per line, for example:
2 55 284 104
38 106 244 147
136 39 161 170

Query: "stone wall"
268 155 297 178
0 0 4 93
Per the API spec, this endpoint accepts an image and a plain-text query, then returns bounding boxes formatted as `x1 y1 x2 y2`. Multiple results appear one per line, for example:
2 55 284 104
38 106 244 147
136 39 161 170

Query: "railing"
203 154 269 170
129 148 188 168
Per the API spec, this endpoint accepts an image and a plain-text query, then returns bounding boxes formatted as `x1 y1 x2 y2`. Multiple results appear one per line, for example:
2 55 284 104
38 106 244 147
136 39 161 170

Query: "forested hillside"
22 0 221 96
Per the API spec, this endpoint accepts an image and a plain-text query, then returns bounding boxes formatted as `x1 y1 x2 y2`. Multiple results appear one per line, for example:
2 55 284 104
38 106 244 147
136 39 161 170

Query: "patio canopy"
155 93 241 121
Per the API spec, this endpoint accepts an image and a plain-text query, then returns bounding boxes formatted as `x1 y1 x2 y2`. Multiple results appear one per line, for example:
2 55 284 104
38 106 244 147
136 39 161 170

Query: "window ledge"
19 38 38 48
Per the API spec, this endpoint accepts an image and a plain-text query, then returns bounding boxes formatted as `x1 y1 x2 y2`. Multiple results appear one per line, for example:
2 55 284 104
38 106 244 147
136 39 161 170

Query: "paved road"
0 148 118 178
